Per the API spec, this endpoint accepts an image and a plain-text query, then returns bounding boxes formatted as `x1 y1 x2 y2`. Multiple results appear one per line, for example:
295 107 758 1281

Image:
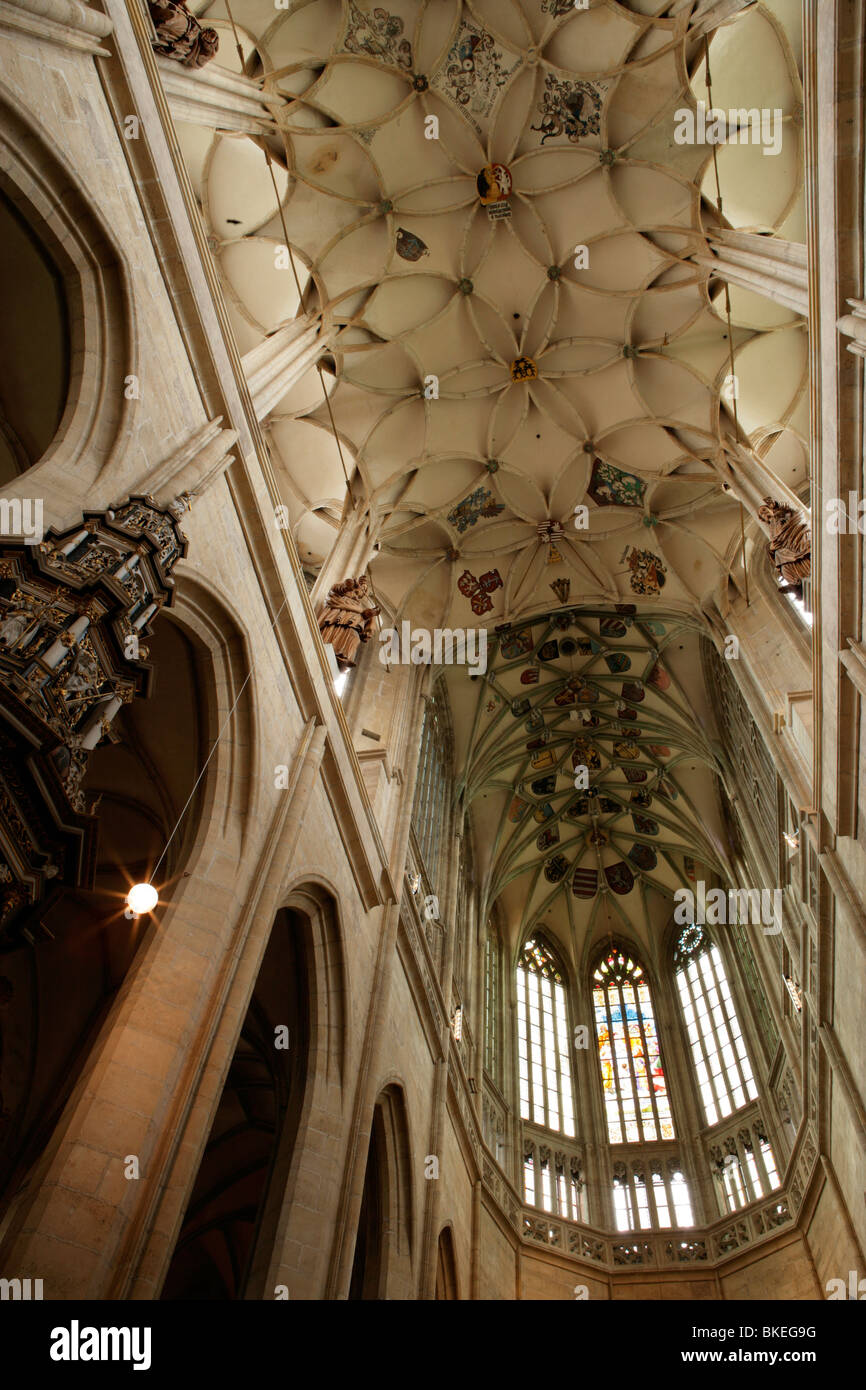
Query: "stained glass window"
593 945 674 1144
517 936 575 1137
674 924 758 1125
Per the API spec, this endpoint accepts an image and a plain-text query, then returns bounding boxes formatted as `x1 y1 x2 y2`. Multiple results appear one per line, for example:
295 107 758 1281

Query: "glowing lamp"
127 882 158 915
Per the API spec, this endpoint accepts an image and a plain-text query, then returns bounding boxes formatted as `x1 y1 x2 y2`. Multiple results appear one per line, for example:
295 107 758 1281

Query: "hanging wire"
263 128 385 654
151 595 290 884
703 34 750 607
222 0 246 72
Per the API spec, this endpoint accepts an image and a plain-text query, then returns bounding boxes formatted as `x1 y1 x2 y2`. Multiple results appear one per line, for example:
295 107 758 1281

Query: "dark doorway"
161 908 309 1300
348 1106 386 1300
435 1227 458 1299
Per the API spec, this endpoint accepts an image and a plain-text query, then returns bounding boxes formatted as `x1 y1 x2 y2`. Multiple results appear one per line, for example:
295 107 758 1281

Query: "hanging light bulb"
127 882 158 915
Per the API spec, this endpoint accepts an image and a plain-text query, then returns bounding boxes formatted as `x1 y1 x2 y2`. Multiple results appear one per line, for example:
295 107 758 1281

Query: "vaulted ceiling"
178 0 805 960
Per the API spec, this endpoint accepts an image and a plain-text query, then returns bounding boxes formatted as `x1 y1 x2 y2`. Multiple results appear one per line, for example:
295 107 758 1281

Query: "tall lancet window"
593 945 674 1144
674 924 758 1125
516 936 575 1137
411 695 451 887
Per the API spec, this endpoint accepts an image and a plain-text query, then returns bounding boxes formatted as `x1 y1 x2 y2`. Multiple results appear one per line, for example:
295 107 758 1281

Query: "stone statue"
0 606 33 647
148 0 219 68
757 497 811 595
317 577 380 670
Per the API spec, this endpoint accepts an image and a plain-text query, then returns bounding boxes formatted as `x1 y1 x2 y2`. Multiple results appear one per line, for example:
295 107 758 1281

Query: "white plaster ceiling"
176 0 806 956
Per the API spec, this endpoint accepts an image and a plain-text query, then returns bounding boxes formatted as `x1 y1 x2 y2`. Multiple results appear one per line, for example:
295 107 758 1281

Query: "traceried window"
411 696 451 886
593 945 674 1144
484 927 500 1081
711 1121 781 1213
523 1140 584 1220
517 936 575 1137
674 925 758 1126
613 1158 693 1232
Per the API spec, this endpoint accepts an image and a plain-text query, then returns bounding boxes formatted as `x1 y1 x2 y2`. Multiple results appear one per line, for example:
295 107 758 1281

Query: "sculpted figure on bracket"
148 0 219 67
757 497 811 596
317 576 380 670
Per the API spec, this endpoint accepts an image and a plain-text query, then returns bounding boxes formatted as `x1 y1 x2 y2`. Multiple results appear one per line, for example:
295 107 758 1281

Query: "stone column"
419 822 462 1299
667 0 756 39
242 316 328 424
694 229 808 317
155 56 282 135
325 675 430 1298
308 504 382 616
723 438 808 518
0 0 112 54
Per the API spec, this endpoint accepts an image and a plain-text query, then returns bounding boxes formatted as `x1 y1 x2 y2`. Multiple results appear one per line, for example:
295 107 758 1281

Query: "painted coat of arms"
572 866 598 899
432 21 518 129
629 844 657 872
532 74 605 144
395 228 429 262
622 547 667 596
531 775 556 797
457 567 502 614
344 3 412 69
588 458 646 508
544 854 569 884
605 861 635 895
572 739 601 771
531 748 556 770
648 661 671 691
500 628 534 659
605 652 631 673
447 486 504 533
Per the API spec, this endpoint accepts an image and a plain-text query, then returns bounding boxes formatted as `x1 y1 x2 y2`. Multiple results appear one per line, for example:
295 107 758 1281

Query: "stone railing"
520 1189 793 1269
476 1117 819 1274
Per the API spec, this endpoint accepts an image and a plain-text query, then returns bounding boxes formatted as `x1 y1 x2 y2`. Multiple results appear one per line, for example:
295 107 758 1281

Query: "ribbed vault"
176 0 806 956
445 605 729 959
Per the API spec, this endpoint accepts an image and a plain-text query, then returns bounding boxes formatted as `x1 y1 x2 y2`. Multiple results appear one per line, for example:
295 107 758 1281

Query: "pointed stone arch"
0 81 132 504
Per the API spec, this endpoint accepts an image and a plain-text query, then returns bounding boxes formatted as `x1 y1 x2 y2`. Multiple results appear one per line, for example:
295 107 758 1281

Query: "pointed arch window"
593 945 674 1144
516 936 575 1137
674 924 758 1126
411 695 451 887
484 926 500 1081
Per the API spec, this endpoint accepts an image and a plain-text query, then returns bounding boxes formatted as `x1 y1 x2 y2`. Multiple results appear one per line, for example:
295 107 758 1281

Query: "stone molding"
0 0 112 54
